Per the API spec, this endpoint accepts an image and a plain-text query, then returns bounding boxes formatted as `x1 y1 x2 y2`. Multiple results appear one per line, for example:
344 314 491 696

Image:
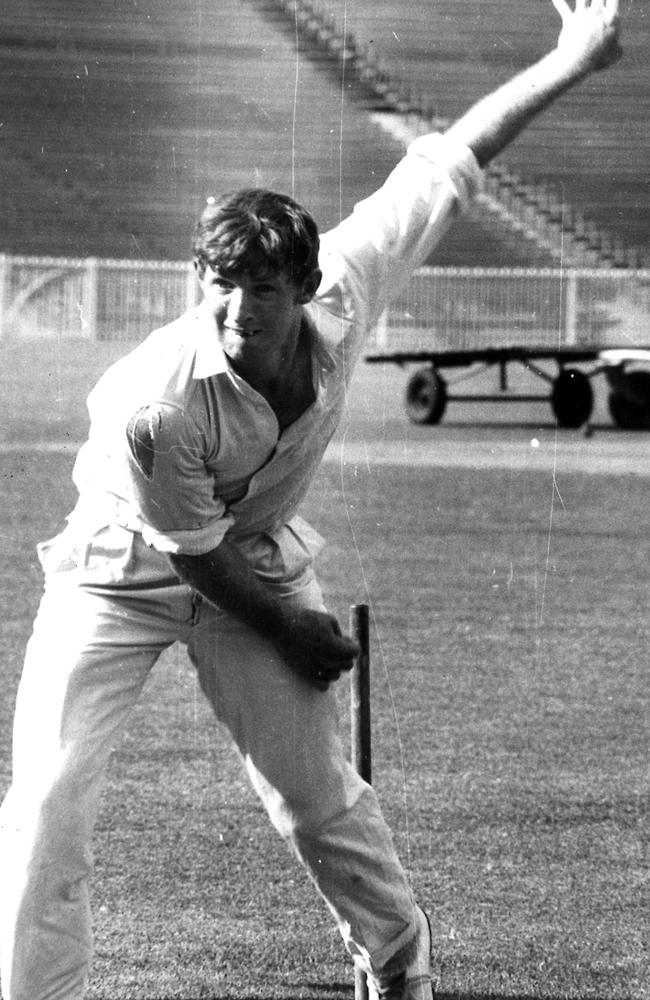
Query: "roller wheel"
550 368 593 428
608 370 650 429
405 367 448 425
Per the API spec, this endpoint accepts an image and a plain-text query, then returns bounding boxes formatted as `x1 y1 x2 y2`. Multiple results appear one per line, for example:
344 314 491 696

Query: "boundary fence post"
84 256 99 340
0 254 8 339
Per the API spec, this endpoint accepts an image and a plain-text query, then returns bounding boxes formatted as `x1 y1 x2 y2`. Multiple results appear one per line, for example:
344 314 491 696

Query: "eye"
212 277 235 292
253 281 278 296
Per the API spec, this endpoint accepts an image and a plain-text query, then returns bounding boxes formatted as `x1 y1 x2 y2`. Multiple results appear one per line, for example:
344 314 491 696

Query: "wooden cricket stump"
349 603 371 1000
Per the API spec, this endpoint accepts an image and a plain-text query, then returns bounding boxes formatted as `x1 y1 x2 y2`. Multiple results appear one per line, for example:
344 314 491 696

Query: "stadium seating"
265 0 648 268
0 0 646 267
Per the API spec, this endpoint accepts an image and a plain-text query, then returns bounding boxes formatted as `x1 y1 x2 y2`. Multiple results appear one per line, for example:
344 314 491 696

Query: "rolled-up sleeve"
125 401 233 555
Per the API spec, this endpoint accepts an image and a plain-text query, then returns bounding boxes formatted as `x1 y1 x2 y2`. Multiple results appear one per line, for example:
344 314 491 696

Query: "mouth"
224 324 260 340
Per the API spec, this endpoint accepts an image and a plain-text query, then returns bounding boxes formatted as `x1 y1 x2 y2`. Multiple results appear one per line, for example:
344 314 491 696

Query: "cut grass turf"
0 337 127 444
0 349 648 998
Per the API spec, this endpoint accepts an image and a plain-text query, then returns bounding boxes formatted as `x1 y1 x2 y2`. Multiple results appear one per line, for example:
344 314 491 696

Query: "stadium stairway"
0 0 646 268
0 0 407 259
261 0 647 269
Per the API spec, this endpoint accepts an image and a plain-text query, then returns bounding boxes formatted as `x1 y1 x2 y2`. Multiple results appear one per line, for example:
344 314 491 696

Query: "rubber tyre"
405 368 447 425
608 370 650 429
550 368 593 428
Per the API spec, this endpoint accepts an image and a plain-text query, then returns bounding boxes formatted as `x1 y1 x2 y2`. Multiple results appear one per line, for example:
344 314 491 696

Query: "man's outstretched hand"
276 609 360 691
552 0 622 73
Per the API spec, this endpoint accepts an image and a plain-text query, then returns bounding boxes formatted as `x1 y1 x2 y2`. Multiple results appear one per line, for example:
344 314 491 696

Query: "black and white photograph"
0 2 647 998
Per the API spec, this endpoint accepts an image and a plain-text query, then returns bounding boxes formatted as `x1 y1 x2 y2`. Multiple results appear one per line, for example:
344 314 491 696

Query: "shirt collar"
303 305 337 377
192 301 230 379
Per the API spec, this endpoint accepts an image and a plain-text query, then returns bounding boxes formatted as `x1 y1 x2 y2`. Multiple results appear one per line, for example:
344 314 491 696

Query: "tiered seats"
265 0 647 268
0 0 646 268
0 0 402 258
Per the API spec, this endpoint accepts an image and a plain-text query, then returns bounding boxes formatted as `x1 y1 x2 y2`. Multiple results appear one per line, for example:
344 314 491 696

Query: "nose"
227 287 254 328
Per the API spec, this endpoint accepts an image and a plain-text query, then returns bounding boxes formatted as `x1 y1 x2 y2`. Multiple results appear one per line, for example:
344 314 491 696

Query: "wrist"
548 43 594 82
268 603 300 646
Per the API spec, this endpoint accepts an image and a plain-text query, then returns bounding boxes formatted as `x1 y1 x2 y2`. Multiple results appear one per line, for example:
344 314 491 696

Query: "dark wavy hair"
192 188 320 285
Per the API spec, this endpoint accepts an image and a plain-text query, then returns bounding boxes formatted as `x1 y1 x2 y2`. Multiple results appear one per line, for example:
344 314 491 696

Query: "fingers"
598 0 619 23
553 0 619 21
320 615 360 664
310 629 359 690
282 609 360 690
553 0 622 71
550 0 571 23
311 644 357 686
313 646 356 689
314 668 340 690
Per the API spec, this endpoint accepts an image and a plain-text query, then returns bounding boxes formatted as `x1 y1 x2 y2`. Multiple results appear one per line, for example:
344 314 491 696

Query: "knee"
1 783 94 896
273 794 332 840
3 759 99 854
254 760 368 841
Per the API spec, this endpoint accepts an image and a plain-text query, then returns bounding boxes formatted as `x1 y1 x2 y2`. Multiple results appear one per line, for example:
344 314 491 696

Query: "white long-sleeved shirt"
65 134 481 580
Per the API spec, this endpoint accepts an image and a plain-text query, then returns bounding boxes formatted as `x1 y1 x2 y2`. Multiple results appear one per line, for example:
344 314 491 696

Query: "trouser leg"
188 583 418 978
0 583 190 1000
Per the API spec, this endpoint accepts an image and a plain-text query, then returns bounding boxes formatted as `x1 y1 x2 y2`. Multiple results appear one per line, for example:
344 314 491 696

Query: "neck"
230 334 299 397
238 325 315 429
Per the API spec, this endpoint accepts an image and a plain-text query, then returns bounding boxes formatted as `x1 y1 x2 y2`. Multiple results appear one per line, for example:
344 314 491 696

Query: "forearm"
170 539 293 641
444 0 621 168
445 48 590 167
169 539 359 689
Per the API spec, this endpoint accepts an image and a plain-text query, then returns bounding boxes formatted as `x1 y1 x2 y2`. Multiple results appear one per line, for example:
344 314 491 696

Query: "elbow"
168 551 195 583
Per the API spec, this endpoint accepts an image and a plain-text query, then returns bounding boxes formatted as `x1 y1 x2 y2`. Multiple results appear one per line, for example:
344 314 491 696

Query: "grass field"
0 339 648 999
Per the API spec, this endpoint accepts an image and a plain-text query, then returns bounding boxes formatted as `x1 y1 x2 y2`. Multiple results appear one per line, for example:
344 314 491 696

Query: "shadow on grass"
166 990 619 1000
433 994 618 1000
156 995 620 1000
440 419 620 432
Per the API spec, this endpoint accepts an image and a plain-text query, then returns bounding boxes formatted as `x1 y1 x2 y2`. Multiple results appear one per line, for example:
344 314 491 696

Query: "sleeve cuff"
407 132 484 210
141 512 235 555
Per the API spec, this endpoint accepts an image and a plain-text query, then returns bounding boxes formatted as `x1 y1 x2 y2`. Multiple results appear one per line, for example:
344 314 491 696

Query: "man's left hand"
552 0 622 73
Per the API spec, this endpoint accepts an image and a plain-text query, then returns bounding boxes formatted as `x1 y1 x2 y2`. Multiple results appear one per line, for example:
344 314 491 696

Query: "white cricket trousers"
0 549 417 998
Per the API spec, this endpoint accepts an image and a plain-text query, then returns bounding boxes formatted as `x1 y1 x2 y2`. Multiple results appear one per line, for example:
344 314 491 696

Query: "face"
199 264 320 377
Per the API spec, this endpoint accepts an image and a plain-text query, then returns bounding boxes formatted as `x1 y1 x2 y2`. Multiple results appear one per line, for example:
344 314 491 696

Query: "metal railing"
372 266 650 353
0 254 197 342
0 254 648 349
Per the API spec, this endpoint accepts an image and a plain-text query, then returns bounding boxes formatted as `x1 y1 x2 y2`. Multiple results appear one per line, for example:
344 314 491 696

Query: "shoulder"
126 398 208 482
90 307 206 410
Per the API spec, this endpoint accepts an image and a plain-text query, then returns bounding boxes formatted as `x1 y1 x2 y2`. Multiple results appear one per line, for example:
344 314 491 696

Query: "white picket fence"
0 254 648 349
0 255 197 342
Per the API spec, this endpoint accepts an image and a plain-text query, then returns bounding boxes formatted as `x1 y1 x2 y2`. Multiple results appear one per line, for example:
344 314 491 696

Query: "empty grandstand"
0 0 647 267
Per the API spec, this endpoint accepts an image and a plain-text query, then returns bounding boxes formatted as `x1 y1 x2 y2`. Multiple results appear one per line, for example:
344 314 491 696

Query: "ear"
296 268 322 305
